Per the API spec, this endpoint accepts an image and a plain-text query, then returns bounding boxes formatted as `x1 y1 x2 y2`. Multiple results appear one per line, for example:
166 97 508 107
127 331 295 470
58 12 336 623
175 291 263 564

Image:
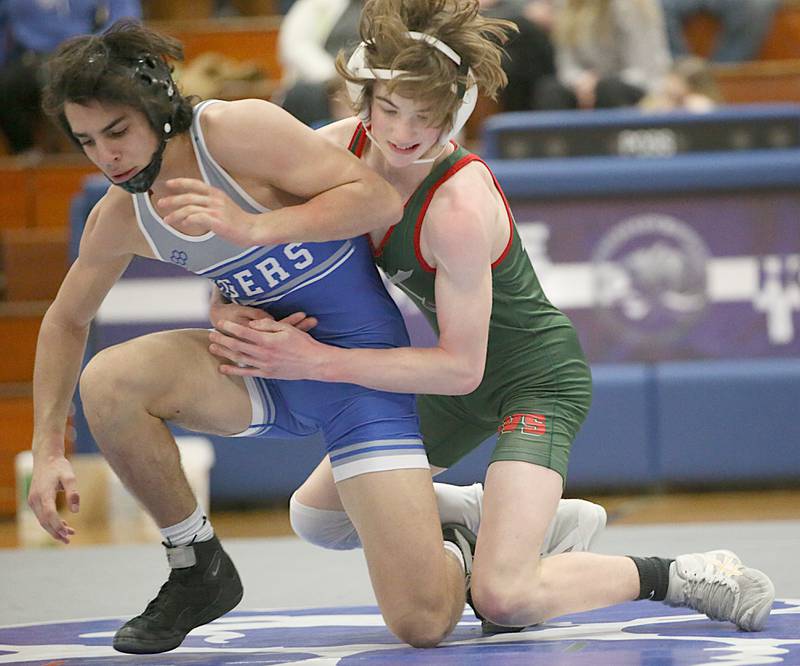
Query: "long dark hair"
42 20 195 139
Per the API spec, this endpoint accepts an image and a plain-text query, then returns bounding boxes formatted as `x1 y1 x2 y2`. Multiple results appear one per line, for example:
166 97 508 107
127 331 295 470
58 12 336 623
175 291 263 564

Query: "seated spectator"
535 0 671 110
276 0 363 126
479 0 556 111
640 55 723 112
660 0 780 64
0 0 141 155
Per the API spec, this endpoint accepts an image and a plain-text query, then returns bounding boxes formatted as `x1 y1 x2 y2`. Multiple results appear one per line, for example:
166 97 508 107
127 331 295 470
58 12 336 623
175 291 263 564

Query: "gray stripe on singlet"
132 99 272 274
202 240 355 304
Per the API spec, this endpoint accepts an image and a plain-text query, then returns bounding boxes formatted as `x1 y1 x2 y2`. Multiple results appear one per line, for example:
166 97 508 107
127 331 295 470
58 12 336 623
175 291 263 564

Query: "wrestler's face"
65 100 159 185
369 83 444 167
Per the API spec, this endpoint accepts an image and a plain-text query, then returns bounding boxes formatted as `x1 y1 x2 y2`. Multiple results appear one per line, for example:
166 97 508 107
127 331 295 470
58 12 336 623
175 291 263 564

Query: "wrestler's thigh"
336 468 448 612
294 456 343 510
82 328 252 435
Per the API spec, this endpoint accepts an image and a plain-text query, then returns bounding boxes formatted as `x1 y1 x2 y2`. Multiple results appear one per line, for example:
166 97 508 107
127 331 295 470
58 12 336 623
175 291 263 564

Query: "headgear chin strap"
345 31 478 164
117 141 167 193
116 55 180 193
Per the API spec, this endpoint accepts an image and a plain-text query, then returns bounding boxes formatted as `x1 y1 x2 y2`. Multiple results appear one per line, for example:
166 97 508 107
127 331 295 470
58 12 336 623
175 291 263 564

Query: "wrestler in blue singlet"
131 100 427 482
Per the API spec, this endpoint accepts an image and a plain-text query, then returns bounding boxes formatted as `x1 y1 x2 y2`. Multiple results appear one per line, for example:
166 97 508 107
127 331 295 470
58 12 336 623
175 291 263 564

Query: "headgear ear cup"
344 32 477 144
345 41 372 123
441 70 478 144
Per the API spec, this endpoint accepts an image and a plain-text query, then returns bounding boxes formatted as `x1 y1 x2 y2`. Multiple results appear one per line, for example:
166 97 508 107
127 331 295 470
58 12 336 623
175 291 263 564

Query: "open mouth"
110 167 137 183
388 141 420 155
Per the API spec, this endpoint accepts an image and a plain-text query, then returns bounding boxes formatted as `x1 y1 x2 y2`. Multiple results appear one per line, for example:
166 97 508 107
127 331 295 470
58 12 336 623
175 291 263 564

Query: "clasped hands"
209 301 325 381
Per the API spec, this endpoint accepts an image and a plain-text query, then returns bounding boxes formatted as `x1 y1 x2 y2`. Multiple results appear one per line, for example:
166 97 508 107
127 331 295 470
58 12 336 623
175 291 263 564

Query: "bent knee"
79 347 132 408
470 578 546 627
387 611 451 648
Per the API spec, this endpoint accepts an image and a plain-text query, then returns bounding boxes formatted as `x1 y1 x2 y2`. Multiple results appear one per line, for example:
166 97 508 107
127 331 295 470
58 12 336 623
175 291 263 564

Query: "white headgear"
344 31 478 146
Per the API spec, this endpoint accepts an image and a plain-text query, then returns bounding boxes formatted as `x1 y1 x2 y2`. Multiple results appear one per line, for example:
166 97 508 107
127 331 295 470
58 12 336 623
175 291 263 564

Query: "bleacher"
2 1 800 515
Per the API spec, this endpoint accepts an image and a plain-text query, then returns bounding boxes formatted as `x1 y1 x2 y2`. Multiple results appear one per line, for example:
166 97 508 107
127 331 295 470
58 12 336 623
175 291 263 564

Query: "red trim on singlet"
413 153 515 273
348 123 396 257
346 125 514 266
348 123 383 253
372 222 397 258
348 123 369 157
478 155 515 270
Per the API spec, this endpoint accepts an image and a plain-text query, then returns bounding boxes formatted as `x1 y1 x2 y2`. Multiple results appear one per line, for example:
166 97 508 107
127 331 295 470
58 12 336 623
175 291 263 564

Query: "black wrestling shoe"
442 522 476 579
113 536 243 654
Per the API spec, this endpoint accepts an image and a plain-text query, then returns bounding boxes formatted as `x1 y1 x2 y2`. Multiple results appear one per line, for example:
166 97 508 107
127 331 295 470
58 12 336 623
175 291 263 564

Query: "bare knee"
386 605 452 648
471 572 547 627
79 347 137 418
380 580 456 647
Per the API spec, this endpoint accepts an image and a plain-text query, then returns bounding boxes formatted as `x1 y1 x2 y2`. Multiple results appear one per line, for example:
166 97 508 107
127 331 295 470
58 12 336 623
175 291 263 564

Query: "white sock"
434 482 483 534
160 504 214 546
443 539 466 572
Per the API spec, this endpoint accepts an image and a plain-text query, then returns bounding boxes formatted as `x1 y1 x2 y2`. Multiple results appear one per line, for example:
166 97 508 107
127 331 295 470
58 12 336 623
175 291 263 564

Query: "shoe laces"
683 555 743 621
140 571 186 619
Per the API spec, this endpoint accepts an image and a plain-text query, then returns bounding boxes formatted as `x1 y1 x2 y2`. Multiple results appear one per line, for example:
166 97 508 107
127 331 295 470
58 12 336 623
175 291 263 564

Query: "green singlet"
349 125 592 482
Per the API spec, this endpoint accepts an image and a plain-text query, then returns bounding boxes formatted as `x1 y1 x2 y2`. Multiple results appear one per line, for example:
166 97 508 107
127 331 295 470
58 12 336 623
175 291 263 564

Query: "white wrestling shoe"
540 498 608 556
665 549 775 631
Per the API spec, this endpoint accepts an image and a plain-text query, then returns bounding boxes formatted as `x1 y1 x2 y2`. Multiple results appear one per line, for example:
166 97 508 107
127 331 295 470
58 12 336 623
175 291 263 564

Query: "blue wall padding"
655 358 800 485
568 364 657 489
483 103 800 134
180 365 657 503
435 364 656 492
486 150 800 198
197 431 328 504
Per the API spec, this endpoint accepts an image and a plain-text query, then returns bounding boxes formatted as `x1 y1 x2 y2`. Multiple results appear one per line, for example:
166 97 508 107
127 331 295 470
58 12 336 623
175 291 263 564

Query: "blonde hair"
335 0 516 130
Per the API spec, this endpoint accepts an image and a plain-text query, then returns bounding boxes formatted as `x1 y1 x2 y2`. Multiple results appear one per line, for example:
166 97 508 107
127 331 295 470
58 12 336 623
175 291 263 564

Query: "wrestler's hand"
211 292 318 335
158 178 258 247
210 296 269 330
27 451 79 544
209 317 326 380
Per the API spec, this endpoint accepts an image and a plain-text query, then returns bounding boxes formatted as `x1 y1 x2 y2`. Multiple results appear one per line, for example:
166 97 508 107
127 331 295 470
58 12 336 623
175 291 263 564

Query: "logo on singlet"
386 268 437 312
498 413 547 437
213 243 316 301
170 249 188 266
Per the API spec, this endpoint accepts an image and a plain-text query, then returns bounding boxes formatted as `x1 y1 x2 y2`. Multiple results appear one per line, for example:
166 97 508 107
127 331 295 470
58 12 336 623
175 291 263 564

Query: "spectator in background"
479 0 556 111
0 0 141 155
640 55 723 112
660 0 780 63
535 0 671 110
276 0 363 126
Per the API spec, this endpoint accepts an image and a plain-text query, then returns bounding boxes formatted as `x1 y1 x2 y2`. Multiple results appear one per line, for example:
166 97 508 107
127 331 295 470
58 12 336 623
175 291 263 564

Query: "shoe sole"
113 582 244 654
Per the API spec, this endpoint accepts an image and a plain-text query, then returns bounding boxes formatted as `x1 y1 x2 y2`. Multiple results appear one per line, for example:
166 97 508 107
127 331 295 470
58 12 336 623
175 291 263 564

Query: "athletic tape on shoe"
166 543 198 569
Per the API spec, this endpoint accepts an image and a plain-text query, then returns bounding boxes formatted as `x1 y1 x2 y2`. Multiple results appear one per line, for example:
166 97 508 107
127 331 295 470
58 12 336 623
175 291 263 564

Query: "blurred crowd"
272 0 778 126
0 0 782 154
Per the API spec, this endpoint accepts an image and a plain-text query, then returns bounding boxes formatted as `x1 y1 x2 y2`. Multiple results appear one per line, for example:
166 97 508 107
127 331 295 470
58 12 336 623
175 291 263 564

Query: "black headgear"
116 55 181 193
